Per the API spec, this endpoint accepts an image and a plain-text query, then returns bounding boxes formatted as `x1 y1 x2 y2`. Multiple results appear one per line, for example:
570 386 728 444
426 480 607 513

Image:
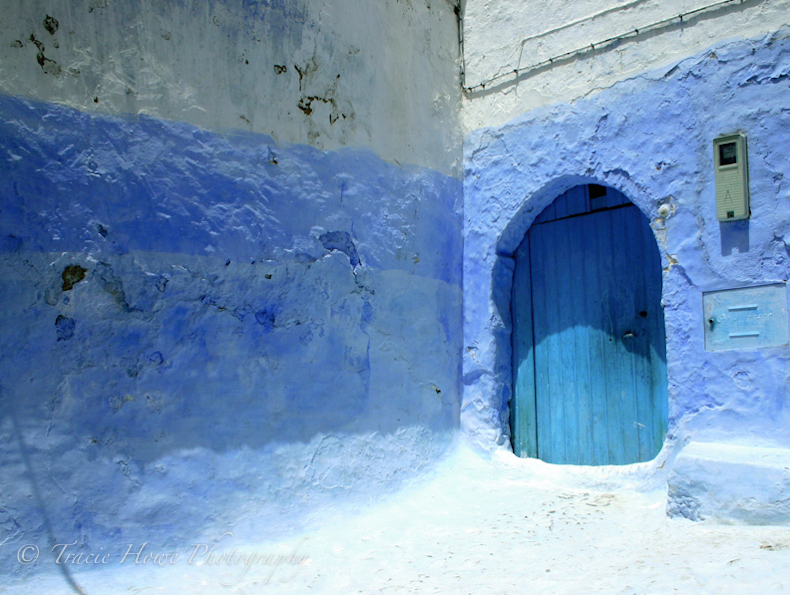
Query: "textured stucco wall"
0 95 463 577
0 0 462 175
0 0 463 580
0 95 463 578
462 0 790 134
462 29 790 454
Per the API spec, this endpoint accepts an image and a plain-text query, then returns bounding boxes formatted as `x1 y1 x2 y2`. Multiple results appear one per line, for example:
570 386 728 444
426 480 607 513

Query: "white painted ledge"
668 442 790 524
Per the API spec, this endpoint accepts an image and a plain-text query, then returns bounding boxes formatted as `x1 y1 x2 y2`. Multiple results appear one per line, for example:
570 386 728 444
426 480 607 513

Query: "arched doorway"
510 184 667 465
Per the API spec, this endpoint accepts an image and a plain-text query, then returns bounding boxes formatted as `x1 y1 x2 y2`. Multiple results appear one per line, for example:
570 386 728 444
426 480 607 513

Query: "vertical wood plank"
531 224 552 461
511 236 537 457
555 217 575 464
574 212 595 464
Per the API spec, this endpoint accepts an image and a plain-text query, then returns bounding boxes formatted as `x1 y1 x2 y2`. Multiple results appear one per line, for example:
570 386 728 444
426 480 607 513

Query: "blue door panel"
511 237 537 457
534 184 590 224
512 185 667 465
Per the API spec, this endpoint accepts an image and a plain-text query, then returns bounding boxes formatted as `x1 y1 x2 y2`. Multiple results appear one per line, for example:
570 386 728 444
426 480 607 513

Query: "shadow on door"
511 184 667 465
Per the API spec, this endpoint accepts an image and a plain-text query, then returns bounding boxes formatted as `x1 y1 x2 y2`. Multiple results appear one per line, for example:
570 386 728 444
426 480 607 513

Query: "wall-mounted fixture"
714 133 750 221
703 284 788 351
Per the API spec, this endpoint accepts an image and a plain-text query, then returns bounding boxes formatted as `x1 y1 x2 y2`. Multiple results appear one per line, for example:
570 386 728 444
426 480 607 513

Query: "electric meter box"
703 283 789 351
713 133 750 221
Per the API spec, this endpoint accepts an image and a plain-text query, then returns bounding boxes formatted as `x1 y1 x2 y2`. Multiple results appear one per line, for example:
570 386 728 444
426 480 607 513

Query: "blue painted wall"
0 95 462 576
462 29 790 454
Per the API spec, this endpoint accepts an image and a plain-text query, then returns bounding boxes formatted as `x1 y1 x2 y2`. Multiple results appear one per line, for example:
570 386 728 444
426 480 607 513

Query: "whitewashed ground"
6 440 790 595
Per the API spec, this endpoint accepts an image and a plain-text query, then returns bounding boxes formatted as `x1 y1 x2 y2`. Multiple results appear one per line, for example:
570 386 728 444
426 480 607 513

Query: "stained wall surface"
462 29 790 454
0 0 463 578
0 0 461 175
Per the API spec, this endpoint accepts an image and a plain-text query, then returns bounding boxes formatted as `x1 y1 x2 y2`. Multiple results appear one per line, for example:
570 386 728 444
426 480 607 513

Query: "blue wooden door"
511 185 667 465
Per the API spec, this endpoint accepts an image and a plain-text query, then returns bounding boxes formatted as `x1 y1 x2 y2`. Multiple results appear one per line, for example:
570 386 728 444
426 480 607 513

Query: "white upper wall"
0 0 462 175
462 0 790 132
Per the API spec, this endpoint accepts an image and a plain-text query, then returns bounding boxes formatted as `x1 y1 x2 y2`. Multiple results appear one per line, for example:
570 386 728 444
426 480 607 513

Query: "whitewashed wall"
0 0 461 175
462 0 790 132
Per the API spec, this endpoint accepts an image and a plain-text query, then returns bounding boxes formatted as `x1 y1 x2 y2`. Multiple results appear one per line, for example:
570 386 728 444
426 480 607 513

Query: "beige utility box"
713 133 750 221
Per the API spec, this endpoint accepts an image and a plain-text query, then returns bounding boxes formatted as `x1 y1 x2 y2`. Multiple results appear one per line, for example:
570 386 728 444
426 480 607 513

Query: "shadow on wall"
0 94 462 568
721 220 750 255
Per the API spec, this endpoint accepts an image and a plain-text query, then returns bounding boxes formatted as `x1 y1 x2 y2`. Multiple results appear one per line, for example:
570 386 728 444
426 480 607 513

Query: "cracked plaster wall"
0 95 462 577
0 0 462 176
0 0 463 579
462 30 790 455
